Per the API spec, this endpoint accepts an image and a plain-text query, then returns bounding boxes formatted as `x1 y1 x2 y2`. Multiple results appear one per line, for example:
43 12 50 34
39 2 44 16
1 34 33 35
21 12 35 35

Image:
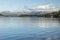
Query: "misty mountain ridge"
0 4 60 16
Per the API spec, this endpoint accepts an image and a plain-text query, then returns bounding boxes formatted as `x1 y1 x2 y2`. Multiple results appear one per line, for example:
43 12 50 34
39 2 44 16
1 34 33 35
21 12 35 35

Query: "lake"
0 17 60 40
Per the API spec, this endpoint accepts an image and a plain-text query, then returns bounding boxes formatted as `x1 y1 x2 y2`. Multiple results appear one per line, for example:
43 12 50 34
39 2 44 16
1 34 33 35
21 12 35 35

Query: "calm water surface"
0 17 60 40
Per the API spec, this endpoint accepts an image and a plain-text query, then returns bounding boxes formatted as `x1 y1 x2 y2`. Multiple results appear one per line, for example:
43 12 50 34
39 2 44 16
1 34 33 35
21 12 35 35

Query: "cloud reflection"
38 19 59 28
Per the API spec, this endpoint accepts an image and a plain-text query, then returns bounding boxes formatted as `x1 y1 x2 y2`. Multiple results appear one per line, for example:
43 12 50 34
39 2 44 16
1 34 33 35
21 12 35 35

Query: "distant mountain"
0 10 58 17
22 10 53 15
0 11 21 17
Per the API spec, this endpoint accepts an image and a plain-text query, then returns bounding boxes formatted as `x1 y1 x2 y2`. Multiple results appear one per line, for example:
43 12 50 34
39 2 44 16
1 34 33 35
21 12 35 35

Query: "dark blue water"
0 17 60 40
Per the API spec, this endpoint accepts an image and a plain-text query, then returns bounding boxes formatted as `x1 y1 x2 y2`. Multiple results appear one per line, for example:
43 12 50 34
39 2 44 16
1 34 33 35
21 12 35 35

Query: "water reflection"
38 18 59 28
0 17 60 40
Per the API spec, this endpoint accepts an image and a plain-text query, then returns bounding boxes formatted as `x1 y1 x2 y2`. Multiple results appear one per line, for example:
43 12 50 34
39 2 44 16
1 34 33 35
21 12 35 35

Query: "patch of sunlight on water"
38 20 59 28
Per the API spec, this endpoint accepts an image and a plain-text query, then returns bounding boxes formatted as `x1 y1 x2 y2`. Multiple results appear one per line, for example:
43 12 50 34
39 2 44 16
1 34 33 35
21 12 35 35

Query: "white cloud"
23 4 60 12
34 4 60 11
25 4 60 11
35 4 51 10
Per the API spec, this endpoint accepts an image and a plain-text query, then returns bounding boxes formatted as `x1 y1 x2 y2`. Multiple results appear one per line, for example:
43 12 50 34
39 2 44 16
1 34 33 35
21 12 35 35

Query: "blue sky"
0 0 60 11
